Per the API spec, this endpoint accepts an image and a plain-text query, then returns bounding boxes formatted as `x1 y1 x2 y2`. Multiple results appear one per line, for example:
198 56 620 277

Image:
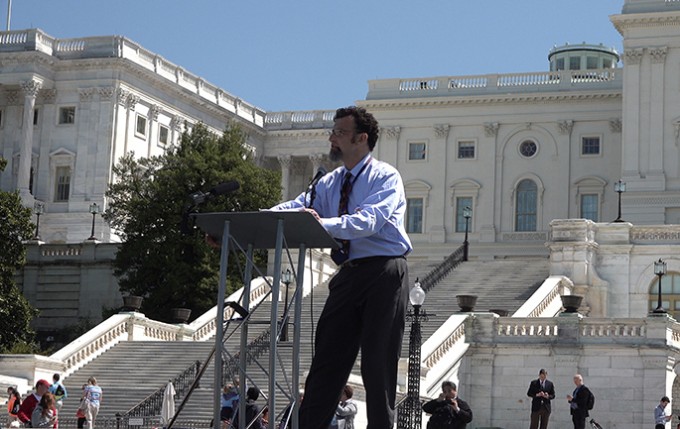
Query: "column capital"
20 79 42 97
277 154 292 168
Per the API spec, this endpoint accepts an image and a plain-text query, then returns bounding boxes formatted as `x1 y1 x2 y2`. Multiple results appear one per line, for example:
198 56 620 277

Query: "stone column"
17 79 42 201
147 105 161 157
278 155 292 201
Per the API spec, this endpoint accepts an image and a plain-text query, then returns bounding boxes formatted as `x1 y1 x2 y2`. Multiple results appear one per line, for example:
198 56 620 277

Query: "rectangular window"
406 198 423 233
408 142 426 160
569 57 581 70
33 109 39 125
556 58 565 71
58 106 76 124
457 141 475 159
581 137 600 155
136 114 147 137
580 194 599 221
54 166 71 202
456 197 472 233
158 124 169 146
586 56 598 69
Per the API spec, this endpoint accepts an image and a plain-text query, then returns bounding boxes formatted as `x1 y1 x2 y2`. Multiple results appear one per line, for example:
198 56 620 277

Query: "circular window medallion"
519 140 537 158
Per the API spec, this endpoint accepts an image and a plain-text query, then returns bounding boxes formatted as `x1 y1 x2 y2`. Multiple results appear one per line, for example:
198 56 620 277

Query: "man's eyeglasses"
329 129 365 137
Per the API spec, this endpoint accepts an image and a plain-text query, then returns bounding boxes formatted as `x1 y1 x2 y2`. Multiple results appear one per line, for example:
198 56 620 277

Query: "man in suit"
566 374 594 429
526 368 555 429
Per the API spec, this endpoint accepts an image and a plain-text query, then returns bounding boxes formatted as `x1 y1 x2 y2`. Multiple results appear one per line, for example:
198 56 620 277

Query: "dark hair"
247 387 260 401
662 396 670 402
53 373 60 382
539 369 547 375
334 106 380 151
343 385 354 399
441 381 457 391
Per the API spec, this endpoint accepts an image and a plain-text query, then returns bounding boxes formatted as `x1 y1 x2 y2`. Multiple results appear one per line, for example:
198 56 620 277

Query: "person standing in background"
526 369 555 429
82 377 102 429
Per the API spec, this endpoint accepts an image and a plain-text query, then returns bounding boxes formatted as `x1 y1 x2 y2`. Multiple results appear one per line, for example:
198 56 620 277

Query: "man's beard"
329 147 342 162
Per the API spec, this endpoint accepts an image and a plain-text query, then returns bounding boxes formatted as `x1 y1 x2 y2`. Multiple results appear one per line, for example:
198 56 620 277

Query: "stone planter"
122 295 143 312
489 308 509 316
171 307 192 324
456 294 478 312
560 295 583 313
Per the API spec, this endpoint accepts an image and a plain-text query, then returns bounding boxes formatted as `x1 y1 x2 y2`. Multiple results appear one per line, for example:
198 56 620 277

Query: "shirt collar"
346 153 372 176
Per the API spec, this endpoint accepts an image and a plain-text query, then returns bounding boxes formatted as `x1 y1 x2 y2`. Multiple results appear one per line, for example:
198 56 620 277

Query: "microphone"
307 167 327 191
189 181 240 205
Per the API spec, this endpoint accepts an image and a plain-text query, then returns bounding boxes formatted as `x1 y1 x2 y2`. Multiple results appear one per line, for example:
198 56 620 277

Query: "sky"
6 1 625 113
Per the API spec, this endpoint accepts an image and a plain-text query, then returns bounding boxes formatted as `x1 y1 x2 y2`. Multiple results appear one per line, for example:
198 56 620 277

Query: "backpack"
586 391 595 410
54 384 66 399
427 406 454 429
10 397 20 415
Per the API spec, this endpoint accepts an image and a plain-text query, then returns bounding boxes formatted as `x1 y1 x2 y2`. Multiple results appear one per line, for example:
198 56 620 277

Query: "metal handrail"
419 244 466 292
125 359 201 417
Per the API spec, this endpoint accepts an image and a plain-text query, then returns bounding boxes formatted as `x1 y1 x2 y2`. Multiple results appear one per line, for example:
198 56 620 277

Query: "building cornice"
360 91 622 111
611 11 680 35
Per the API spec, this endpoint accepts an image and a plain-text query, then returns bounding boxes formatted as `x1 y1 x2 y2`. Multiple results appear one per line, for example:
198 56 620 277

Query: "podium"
192 211 337 429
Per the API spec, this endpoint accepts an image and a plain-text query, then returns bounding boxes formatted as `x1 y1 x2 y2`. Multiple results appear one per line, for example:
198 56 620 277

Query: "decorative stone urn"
171 307 192 324
560 295 583 313
456 294 478 312
122 295 143 312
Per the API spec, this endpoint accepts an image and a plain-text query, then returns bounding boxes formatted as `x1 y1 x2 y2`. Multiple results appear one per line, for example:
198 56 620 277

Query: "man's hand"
304 208 322 223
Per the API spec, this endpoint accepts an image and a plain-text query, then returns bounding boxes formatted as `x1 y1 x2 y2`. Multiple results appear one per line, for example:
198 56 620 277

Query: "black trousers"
299 256 409 429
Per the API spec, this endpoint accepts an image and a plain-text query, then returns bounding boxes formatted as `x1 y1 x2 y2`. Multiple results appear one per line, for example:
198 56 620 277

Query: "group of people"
527 370 596 429
5 374 101 428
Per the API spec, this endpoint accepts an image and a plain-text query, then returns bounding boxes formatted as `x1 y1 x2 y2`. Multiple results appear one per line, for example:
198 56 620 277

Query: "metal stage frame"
192 211 337 429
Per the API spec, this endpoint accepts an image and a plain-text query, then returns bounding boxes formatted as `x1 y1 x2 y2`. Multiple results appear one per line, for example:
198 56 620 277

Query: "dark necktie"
330 171 352 265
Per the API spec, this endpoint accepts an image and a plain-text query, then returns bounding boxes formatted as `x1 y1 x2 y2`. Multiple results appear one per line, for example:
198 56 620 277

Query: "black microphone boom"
307 167 327 191
189 180 240 205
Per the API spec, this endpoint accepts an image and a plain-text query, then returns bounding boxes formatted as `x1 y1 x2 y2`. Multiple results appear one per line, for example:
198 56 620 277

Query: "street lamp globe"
409 278 426 308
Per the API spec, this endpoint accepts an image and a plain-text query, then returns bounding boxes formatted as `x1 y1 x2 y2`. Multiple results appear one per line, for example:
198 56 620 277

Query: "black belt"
341 255 404 269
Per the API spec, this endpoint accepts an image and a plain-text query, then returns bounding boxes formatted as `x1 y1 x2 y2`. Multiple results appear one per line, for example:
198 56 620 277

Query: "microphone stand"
306 184 318 209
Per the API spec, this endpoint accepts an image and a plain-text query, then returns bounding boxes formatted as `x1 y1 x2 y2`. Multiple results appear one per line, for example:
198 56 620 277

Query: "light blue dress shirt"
271 153 412 261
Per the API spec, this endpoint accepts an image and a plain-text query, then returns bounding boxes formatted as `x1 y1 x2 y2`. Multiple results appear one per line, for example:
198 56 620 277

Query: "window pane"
556 58 565 71
409 143 426 160
59 107 76 124
515 180 537 231
456 197 472 232
55 166 71 202
569 57 581 70
406 198 423 233
582 137 600 155
136 115 147 136
458 141 475 159
586 56 598 69
159 125 169 145
580 194 598 221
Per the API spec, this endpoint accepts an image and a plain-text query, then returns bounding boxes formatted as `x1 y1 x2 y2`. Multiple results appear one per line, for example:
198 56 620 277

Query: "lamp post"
280 268 292 341
398 278 427 429
88 203 99 241
463 206 471 261
653 258 667 314
33 201 44 241
613 180 626 222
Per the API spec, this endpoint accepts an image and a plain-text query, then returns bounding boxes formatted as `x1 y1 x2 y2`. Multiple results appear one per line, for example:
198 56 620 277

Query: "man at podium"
270 106 412 429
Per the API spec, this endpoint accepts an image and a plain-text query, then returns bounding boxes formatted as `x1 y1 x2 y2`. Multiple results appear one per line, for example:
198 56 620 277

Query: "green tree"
104 123 281 322
0 158 39 353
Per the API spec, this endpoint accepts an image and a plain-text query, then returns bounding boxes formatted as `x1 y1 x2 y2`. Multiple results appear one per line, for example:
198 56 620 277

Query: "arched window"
649 273 680 318
515 179 537 231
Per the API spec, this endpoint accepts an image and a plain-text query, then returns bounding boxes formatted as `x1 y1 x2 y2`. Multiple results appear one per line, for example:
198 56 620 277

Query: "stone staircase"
56 257 550 423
